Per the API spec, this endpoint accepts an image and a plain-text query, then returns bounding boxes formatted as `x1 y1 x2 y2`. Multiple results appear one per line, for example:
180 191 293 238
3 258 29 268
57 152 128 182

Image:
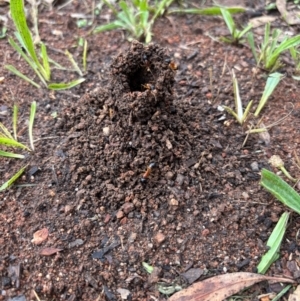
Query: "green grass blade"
152 0 172 20
238 24 252 39
0 150 25 159
83 39 88 72
272 285 292 301
13 104 18 140
65 50 83 76
247 32 258 64
168 7 246 15
269 35 300 67
29 101 36 151
47 78 85 90
257 211 289 274
260 168 300 214
242 100 253 123
10 0 40 71
222 106 240 123
232 69 243 122
41 42 50 81
93 22 122 33
8 37 46 87
5 65 41 89
103 0 118 15
0 122 14 140
221 8 235 36
119 1 135 27
254 72 282 117
0 137 29 150
0 164 27 192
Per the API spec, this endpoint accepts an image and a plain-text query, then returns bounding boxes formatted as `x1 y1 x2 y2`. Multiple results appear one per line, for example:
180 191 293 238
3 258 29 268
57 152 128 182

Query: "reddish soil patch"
1 1 300 301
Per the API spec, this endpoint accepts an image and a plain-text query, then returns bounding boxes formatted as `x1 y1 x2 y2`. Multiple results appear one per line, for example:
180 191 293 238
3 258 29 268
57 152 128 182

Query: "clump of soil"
57 41 192 209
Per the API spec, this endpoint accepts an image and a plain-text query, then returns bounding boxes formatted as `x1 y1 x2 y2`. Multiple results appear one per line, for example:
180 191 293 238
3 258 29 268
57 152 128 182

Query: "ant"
140 163 156 183
169 61 178 71
164 58 178 71
141 83 155 91
141 83 157 102
141 54 154 78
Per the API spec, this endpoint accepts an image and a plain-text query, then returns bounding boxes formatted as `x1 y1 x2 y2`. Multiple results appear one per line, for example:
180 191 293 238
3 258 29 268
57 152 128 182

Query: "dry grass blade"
169 272 294 301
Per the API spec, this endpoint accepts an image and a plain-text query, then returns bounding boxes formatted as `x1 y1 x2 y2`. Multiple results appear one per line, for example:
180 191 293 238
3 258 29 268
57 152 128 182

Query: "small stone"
193 210 200 216
202 229 210 236
250 162 259 171
116 210 124 219
153 232 166 245
120 217 128 225
165 172 174 180
122 202 134 214
169 198 179 206
64 205 73 214
104 214 111 223
128 232 137 243
242 192 249 199
103 127 110 136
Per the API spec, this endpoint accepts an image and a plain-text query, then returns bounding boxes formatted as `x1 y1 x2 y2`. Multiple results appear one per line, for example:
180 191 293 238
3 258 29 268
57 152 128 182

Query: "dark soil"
1 1 300 301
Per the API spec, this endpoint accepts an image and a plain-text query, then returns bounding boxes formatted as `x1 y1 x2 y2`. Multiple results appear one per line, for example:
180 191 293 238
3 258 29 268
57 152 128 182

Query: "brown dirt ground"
1 1 300 300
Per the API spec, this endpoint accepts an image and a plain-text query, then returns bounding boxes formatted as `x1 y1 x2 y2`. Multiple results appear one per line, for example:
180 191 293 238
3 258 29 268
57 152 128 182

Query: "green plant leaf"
47 78 85 90
0 150 25 159
83 39 88 72
268 35 300 69
232 69 243 122
260 168 300 214
93 22 122 33
254 72 283 117
10 0 47 79
0 137 29 150
7 37 46 87
10 0 39 67
0 164 28 192
29 101 36 151
221 8 235 36
13 104 18 141
5 65 41 89
247 32 258 64
168 7 246 15
257 211 289 274
65 50 83 76
238 23 252 39
142 262 154 274
41 42 50 81
0 122 14 140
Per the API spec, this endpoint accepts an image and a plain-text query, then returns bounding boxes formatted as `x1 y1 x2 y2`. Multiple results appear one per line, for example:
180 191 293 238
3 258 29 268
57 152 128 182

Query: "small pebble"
153 232 166 246
116 210 124 219
250 162 259 171
169 198 179 206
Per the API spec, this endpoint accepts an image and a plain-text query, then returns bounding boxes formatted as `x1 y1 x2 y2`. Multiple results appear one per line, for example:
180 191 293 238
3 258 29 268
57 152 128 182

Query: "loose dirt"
1 1 300 301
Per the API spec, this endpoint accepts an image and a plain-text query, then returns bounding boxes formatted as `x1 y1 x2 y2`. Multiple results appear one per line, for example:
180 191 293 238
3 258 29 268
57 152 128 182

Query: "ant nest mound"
109 40 176 123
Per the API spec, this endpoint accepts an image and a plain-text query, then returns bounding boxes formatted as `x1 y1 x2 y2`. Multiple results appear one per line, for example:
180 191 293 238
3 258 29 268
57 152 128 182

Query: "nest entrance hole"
127 64 156 92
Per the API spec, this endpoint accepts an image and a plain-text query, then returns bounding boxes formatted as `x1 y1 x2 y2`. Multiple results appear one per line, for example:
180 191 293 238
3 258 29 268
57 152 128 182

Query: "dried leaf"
169 272 294 301
276 0 300 25
288 285 300 301
31 228 49 245
39 247 63 256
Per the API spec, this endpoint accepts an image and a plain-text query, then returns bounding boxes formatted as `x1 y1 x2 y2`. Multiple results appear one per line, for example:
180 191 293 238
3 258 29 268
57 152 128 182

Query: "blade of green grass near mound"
168 6 246 15
0 150 24 159
260 168 300 214
257 212 289 274
0 165 28 192
29 101 36 151
10 0 49 81
48 78 86 90
254 72 283 117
